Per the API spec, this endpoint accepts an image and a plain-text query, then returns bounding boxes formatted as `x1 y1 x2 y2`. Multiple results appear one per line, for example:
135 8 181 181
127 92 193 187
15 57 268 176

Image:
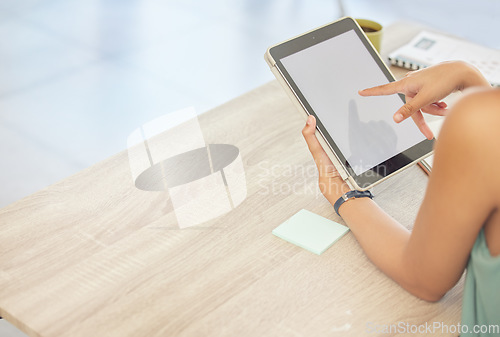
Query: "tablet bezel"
268 17 434 189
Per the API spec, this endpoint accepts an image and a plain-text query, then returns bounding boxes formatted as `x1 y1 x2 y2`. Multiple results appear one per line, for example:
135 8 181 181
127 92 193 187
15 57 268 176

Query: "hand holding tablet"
302 114 351 205
265 17 435 190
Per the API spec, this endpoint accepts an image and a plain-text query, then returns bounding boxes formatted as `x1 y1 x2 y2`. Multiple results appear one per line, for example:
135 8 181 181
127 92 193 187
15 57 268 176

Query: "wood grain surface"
0 22 462 337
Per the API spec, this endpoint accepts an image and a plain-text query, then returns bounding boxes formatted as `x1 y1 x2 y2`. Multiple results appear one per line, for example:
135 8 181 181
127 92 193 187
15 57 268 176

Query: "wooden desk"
0 23 462 337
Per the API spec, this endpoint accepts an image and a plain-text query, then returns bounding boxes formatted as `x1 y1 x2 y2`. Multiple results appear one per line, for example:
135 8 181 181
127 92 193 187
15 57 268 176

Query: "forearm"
339 198 441 301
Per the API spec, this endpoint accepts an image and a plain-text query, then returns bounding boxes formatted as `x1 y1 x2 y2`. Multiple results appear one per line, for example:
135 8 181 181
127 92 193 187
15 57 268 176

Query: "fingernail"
306 116 313 125
394 113 403 123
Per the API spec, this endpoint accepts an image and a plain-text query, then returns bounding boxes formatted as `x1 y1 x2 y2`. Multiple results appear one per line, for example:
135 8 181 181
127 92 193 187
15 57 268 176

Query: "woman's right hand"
359 61 490 139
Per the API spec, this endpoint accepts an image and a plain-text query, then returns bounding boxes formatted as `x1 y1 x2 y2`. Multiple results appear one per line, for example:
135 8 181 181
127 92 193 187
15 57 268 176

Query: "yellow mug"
355 18 383 53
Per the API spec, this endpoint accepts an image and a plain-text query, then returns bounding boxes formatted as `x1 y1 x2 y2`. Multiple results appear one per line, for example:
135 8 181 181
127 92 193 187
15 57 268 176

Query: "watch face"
347 190 372 198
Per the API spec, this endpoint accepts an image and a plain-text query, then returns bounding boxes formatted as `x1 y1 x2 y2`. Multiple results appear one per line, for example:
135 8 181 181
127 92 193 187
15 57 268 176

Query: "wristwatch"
334 190 373 216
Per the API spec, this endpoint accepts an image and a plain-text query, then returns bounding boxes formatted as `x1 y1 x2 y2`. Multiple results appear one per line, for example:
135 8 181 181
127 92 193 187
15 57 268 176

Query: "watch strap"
334 190 373 216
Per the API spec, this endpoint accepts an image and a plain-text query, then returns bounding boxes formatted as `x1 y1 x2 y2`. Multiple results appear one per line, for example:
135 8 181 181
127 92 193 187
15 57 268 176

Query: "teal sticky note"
272 209 349 255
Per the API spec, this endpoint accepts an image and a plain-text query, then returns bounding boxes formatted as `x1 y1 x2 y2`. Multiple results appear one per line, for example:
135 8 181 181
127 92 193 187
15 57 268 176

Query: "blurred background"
0 0 498 335
0 0 498 210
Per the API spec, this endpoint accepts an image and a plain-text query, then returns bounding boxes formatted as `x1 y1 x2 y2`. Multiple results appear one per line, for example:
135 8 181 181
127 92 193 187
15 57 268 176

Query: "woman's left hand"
302 115 351 205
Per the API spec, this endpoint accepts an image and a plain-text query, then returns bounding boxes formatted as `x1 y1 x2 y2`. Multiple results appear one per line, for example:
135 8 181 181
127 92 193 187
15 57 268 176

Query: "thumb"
394 93 429 123
302 115 334 174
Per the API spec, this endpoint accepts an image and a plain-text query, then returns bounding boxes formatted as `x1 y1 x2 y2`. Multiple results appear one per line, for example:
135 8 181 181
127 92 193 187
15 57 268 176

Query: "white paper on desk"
388 31 500 86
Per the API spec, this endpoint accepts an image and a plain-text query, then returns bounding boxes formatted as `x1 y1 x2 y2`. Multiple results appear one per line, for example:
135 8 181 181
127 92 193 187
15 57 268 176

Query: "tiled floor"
0 0 498 335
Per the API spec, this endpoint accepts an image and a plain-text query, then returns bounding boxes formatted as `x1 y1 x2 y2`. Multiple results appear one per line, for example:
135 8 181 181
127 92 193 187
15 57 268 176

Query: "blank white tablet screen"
281 29 425 175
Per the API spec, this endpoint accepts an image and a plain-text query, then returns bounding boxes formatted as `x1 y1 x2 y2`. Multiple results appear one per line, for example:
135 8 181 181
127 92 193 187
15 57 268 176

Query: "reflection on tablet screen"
347 99 397 173
280 29 426 175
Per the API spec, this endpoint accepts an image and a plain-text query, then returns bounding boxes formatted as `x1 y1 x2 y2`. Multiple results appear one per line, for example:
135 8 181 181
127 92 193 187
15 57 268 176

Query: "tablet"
264 17 434 191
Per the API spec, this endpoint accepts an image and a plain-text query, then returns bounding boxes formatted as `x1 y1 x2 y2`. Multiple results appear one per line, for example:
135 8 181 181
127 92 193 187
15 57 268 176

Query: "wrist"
322 178 351 205
455 61 490 90
338 196 375 218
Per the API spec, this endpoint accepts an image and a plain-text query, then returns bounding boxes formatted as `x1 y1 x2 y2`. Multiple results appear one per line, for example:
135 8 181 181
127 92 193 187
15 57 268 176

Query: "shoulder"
449 88 500 122
436 87 500 194
440 88 500 145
